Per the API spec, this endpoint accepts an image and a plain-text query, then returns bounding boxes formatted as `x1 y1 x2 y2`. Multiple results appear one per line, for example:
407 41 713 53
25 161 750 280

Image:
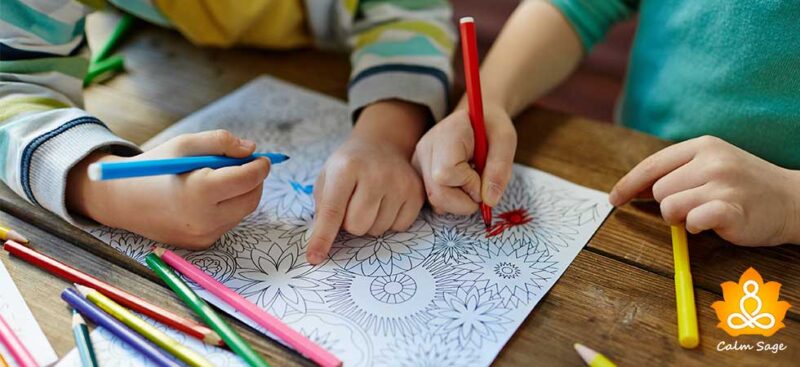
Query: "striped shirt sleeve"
548 0 639 50
345 0 455 122
0 0 139 223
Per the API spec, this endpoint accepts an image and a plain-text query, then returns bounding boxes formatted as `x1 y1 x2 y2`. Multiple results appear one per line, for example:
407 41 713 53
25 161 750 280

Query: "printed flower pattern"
429 287 511 348
458 239 557 307
330 219 434 277
231 243 331 317
430 226 480 264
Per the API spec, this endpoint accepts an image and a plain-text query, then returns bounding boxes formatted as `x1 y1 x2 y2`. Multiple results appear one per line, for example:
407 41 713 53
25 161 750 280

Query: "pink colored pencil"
152 247 342 367
0 314 37 367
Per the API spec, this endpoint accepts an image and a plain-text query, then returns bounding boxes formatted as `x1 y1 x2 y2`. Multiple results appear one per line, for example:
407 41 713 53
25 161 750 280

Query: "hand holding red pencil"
413 17 517 218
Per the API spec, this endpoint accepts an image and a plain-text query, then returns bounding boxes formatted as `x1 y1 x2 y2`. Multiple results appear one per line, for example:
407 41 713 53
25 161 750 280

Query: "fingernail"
485 182 503 206
307 251 324 264
240 139 255 150
608 191 621 206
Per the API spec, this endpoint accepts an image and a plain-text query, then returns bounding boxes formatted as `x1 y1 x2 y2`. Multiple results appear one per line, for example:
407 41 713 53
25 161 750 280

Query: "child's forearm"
476 0 584 117
354 100 429 156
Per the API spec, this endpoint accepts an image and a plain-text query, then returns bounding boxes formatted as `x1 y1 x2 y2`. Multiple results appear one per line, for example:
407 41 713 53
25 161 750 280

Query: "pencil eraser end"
460 16 474 24
87 163 102 181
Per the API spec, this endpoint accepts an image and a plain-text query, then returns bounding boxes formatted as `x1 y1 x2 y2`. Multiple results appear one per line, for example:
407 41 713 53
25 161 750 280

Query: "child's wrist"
355 100 428 154
66 151 124 223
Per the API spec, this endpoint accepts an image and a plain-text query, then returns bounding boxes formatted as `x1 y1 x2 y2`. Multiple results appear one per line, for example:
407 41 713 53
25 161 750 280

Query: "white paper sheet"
56 315 247 367
0 260 58 366
82 76 613 366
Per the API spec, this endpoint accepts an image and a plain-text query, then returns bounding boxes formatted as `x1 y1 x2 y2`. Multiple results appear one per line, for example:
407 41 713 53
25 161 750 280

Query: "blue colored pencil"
88 153 290 181
71 310 97 367
61 288 181 367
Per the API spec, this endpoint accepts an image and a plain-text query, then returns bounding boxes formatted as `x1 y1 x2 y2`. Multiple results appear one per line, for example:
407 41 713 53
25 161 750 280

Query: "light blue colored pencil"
88 153 289 181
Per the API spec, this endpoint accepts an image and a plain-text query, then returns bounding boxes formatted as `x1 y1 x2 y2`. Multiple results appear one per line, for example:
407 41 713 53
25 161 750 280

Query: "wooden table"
2 13 799 367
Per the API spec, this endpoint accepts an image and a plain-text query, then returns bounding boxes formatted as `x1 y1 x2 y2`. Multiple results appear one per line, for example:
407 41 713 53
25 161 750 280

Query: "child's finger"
431 161 481 202
343 187 381 236
368 196 402 236
418 145 479 214
217 183 264 223
659 184 712 225
685 199 740 235
307 174 356 265
610 139 702 206
482 122 516 206
169 130 256 158
651 160 706 202
392 197 423 232
196 158 270 202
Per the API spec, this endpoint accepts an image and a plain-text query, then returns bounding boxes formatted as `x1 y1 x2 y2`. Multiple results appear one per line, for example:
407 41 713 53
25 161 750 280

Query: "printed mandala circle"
324 260 462 336
370 274 417 304
327 219 434 277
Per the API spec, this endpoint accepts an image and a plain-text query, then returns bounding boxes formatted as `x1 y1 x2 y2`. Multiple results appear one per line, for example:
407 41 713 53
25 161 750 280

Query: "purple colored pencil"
61 288 181 367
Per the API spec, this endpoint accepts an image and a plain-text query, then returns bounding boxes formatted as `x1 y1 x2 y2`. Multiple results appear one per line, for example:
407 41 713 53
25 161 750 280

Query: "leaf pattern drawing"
76 77 614 367
377 332 478 367
328 219 435 277
429 287 512 349
229 242 332 318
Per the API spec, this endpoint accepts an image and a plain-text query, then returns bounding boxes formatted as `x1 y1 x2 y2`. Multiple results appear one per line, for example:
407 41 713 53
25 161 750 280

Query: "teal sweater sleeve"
548 0 638 50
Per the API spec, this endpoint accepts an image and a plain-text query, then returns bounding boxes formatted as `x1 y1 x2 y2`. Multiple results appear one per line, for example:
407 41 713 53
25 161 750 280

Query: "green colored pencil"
72 310 98 367
91 14 134 63
145 254 270 367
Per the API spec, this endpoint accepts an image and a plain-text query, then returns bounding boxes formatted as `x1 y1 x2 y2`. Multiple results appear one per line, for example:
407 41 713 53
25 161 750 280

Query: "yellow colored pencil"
574 343 617 367
671 224 699 349
0 225 27 244
0 350 9 367
75 284 214 367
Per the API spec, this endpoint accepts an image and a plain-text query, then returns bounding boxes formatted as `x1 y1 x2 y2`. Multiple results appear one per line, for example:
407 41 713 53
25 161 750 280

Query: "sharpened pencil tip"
573 343 597 364
151 247 166 256
74 283 93 296
72 310 85 327
87 163 102 181
6 230 28 244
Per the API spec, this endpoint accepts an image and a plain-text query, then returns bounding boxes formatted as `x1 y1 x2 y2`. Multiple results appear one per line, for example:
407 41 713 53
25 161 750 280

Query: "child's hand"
610 136 800 246
412 103 517 215
305 101 427 264
67 130 270 249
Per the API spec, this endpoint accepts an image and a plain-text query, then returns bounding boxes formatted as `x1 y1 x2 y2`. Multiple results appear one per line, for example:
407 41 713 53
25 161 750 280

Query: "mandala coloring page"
79 77 613 366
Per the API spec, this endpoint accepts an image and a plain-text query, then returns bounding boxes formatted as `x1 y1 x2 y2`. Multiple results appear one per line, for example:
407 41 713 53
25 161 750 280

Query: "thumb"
168 130 255 158
481 121 516 207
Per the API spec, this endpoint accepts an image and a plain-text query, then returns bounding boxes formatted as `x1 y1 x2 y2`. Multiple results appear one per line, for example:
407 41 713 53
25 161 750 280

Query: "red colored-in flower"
486 208 533 237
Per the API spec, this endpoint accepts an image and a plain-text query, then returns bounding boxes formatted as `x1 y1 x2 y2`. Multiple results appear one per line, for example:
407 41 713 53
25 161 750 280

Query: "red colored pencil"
459 16 493 227
2 240 222 346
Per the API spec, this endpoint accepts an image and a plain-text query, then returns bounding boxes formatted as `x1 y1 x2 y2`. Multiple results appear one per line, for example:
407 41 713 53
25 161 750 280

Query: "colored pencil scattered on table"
671 224 699 348
145 254 270 367
72 310 98 367
153 247 342 367
574 343 617 367
459 17 493 228
0 225 27 244
0 350 8 367
62 287 181 367
0 314 37 367
88 153 290 181
2 240 222 345
76 284 213 367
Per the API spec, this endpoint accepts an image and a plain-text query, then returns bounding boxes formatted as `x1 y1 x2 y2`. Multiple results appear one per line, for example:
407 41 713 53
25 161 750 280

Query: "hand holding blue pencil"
89 153 289 181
